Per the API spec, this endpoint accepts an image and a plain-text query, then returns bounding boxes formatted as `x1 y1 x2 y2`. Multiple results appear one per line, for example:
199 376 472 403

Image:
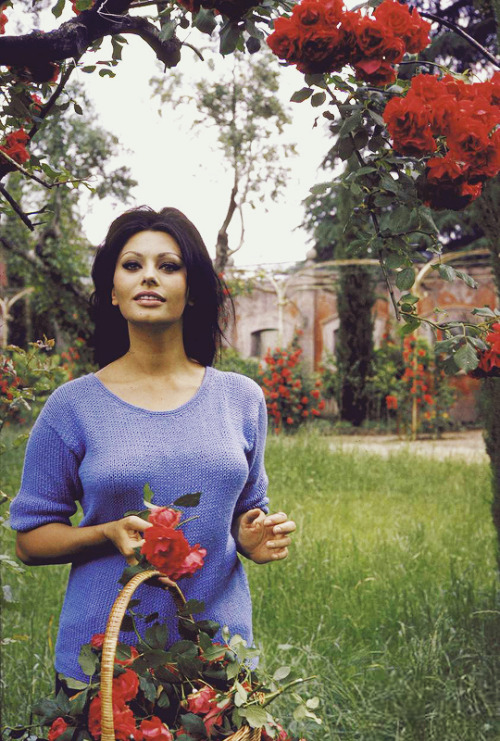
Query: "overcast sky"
9 5 336 267
78 36 332 268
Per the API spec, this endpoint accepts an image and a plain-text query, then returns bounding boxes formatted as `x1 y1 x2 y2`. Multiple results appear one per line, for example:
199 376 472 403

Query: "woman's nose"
141 270 159 286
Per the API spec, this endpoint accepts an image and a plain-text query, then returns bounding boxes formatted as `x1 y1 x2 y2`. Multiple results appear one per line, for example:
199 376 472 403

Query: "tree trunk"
476 176 500 562
335 265 375 426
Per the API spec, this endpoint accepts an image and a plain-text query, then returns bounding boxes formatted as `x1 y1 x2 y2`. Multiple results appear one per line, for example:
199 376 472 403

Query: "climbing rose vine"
267 0 430 84
384 72 500 209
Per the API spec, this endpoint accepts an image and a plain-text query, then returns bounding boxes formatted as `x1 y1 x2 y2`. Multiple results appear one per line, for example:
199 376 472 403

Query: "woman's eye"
122 261 140 270
161 263 181 272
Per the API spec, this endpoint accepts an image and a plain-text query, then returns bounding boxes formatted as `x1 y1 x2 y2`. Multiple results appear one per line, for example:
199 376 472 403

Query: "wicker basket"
100 569 262 741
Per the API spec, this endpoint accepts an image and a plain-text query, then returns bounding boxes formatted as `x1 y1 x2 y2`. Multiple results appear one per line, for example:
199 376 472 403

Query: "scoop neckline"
88 366 212 415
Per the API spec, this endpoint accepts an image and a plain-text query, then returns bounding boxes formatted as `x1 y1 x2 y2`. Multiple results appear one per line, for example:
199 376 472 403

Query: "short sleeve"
9 415 82 532
234 389 269 518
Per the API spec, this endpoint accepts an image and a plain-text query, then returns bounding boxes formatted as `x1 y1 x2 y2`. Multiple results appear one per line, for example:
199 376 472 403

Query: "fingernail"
274 526 281 533
266 541 275 548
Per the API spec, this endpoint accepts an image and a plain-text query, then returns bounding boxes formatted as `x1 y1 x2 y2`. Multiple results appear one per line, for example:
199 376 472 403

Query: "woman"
10 206 295 685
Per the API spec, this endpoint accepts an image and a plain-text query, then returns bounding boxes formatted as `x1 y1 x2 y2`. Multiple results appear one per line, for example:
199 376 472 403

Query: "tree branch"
0 185 36 231
419 10 500 68
0 5 181 78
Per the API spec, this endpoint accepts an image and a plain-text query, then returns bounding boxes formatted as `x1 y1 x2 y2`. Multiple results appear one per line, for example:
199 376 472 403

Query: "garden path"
327 429 487 463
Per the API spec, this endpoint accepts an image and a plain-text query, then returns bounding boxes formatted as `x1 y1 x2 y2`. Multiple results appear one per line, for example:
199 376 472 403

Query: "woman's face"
111 230 190 329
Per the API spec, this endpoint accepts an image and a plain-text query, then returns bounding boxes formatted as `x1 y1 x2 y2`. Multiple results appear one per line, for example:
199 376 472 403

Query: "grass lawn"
1 429 499 740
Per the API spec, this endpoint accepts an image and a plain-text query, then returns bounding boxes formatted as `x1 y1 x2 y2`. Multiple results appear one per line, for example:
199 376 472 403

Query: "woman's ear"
111 286 118 306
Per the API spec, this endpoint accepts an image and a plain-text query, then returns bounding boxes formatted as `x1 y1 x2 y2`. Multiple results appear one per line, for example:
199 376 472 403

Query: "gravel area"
327 429 488 463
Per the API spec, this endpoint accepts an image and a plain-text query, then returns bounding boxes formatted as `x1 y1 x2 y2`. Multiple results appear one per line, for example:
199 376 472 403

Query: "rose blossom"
114 668 139 703
88 694 138 741
90 633 106 649
48 717 69 741
139 716 173 741
169 544 207 580
149 507 182 529
186 685 218 714
383 96 436 155
141 524 191 577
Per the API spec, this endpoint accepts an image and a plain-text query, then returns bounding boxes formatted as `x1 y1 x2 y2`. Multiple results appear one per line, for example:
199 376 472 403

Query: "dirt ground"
326 429 488 463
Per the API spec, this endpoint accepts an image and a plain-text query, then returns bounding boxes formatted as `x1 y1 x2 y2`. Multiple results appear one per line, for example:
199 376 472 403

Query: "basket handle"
99 569 261 741
100 569 177 741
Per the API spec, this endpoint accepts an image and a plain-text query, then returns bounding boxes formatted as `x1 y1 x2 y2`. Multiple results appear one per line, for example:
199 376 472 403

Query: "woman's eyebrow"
120 251 182 260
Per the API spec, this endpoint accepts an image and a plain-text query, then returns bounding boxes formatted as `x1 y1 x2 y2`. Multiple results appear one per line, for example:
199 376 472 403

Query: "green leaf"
78 644 99 678
246 36 261 54
73 102 83 115
139 673 158 702
239 705 270 728
81 65 96 73
181 713 208 736
401 317 421 335
396 267 415 291
173 491 201 507
338 111 362 138
338 137 355 161
309 182 330 196
455 269 478 289
159 20 176 41
472 307 497 318
52 0 66 18
304 73 328 88
390 205 412 233
434 264 456 282
145 623 168 649
118 563 151 586
98 69 116 78
219 22 240 55
385 253 406 270
311 92 326 107
273 665 291 681
453 342 479 373
306 696 320 709
63 677 89 690
291 88 313 103
192 7 217 33
195 619 220 637
367 108 385 126
183 599 205 615
68 687 89 715
143 483 156 505
32 698 65 724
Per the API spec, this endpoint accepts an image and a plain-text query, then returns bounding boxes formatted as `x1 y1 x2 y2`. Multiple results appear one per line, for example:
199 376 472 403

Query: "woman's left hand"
235 509 296 564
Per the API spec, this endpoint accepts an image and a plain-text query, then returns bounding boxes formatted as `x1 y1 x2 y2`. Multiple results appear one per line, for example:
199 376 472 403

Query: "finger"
271 547 289 560
272 520 296 535
125 515 152 531
263 512 288 527
242 508 265 525
266 537 292 549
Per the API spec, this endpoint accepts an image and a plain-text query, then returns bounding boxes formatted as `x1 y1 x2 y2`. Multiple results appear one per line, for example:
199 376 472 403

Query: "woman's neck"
121 324 196 378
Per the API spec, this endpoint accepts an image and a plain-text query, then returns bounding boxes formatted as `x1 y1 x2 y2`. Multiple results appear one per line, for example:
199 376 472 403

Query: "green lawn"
1 430 499 740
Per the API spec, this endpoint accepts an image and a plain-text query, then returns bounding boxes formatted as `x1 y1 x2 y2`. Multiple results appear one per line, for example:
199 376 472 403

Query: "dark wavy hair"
89 206 228 369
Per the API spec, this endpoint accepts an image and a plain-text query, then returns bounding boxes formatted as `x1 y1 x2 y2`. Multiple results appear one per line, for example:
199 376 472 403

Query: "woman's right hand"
101 515 152 563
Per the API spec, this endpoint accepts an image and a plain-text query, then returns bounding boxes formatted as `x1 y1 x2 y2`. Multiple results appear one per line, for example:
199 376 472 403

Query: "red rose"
139 716 173 741
354 17 393 58
293 0 324 27
169 544 206 580
48 718 69 741
374 0 411 36
0 10 7 34
90 633 106 649
114 668 139 703
383 96 436 155
88 694 138 741
140 524 191 577
354 59 397 86
296 26 350 75
0 128 30 164
447 119 493 165
203 698 230 736
403 8 431 54
149 507 182 529
186 685 217 714
267 17 301 63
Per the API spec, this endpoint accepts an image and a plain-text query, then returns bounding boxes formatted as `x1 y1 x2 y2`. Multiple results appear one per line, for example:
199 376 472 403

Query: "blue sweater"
10 368 269 682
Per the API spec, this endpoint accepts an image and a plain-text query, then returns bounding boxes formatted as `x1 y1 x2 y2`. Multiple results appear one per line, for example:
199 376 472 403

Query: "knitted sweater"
10 367 269 682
